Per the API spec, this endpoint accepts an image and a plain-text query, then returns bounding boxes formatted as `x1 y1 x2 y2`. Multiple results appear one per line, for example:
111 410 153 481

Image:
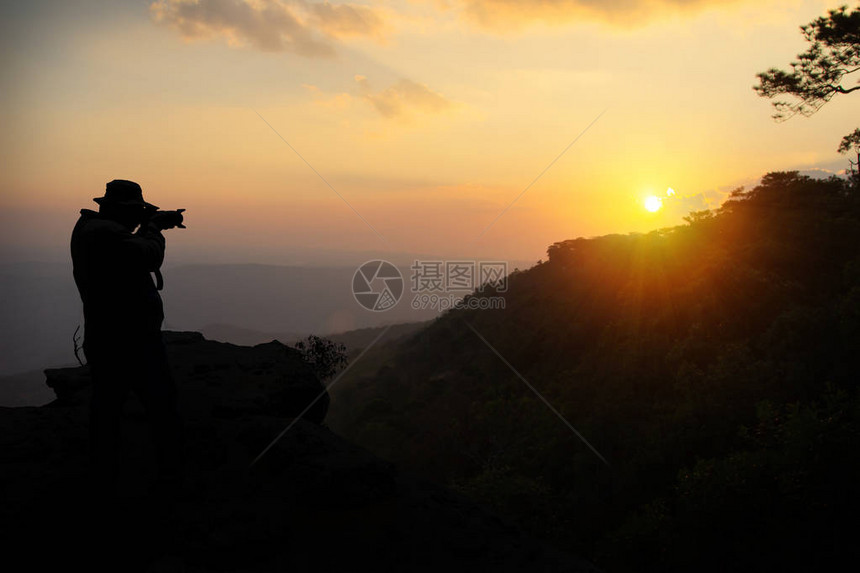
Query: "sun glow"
644 195 663 212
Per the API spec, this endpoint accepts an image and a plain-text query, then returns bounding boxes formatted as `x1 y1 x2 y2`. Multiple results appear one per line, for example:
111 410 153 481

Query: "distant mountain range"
0 319 429 407
200 321 426 353
0 262 444 377
0 260 442 405
161 263 440 335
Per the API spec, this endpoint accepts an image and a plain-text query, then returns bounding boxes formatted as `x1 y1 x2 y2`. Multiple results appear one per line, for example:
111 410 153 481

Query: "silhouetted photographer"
71 179 186 504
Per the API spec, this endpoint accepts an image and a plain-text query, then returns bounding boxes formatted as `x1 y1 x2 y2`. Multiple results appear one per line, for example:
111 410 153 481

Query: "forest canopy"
329 171 860 572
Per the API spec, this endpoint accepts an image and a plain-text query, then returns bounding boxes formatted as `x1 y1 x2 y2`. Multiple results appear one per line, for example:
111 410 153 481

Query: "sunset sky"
2 0 858 266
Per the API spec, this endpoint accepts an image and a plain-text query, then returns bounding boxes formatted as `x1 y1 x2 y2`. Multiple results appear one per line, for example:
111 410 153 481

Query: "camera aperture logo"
352 260 404 311
352 259 508 312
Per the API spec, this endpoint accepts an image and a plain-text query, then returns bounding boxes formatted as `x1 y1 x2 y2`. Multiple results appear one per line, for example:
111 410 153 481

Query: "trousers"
84 332 184 495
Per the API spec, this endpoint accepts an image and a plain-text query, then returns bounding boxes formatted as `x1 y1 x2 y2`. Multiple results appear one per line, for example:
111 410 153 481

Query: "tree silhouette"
838 127 860 187
294 335 348 381
753 5 859 121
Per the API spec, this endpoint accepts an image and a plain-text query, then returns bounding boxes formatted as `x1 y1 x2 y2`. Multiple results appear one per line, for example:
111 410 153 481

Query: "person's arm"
113 221 166 272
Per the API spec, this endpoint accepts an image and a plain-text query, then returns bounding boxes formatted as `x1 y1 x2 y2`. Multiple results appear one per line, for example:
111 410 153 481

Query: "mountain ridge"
0 330 595 572
327 172 860 571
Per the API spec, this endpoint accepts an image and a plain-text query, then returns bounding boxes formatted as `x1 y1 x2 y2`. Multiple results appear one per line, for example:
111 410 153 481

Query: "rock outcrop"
0 331 596 572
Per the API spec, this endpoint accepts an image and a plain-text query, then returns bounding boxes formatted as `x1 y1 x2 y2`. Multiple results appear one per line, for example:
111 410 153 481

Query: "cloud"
664 191 709 219
150 0 388 57
300 77 454 119
306 1 388 40
302 83 354 109
354 76 452 119
448 0 742 30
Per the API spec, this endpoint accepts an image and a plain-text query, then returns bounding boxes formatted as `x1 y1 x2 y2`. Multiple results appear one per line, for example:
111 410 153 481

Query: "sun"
644 195 663 212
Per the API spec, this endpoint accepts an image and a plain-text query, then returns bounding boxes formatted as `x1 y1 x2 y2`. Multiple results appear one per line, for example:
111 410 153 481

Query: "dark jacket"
71 209 166 350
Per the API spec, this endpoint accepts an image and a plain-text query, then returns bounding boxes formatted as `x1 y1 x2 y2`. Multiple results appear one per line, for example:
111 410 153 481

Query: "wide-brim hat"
93 179 158 210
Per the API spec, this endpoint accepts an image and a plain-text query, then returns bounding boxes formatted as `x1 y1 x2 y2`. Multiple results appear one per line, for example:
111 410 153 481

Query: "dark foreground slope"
329 173 860 571
0 332 595 573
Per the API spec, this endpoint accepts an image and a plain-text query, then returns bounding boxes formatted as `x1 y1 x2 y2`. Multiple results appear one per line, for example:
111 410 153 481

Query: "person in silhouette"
71 179 185 502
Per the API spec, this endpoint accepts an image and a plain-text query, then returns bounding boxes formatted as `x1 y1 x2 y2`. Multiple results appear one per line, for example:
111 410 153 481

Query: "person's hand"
149 209 186 230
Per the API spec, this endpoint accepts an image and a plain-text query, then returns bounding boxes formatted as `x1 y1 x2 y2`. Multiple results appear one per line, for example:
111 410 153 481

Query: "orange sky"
1 0 857 266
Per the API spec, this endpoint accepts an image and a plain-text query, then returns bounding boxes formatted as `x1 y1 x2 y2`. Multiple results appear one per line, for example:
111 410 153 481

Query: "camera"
144 207 186 230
